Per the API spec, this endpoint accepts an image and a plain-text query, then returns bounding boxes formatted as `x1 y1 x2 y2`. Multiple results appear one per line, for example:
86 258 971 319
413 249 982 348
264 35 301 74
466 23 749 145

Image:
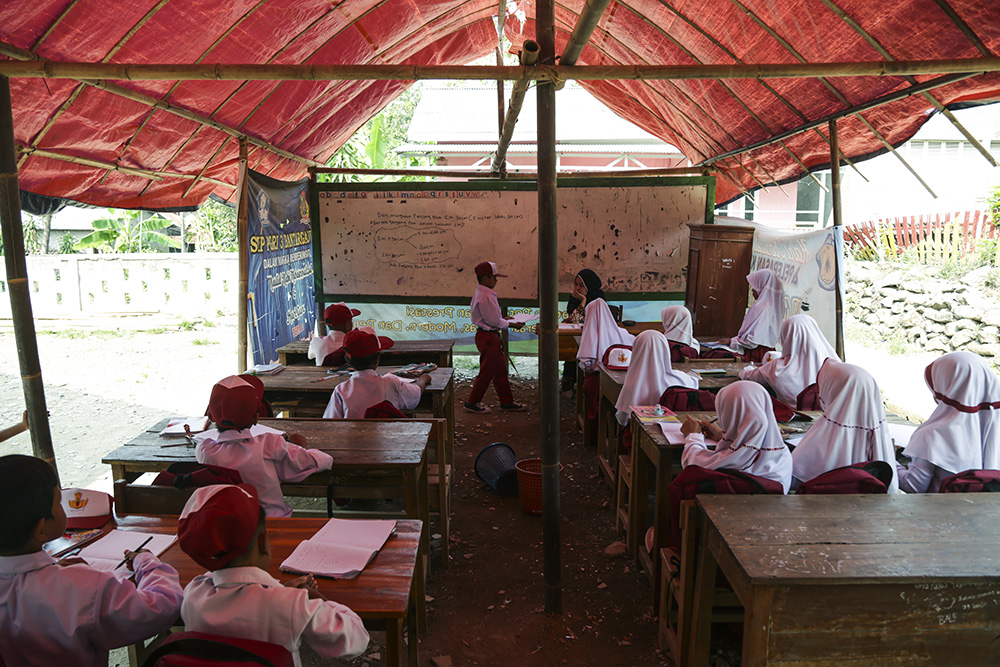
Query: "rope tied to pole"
537 64 564 88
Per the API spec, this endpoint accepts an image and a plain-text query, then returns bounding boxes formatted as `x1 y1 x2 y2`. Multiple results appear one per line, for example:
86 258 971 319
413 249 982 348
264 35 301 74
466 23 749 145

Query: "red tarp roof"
2 0 998 209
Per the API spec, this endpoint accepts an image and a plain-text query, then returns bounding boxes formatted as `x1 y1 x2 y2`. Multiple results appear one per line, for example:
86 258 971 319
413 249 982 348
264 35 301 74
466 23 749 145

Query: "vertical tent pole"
536 0 562 615
236 137 250 372
0 75 58 478
829 119 845 361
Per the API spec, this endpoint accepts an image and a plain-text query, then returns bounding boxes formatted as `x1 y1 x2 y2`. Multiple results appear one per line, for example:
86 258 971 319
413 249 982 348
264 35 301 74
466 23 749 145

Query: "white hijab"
736 269 784 349
577 298 635 372
903 351 1000 474
661 305 699 351
699 381 793 493
614 330 698 425
749 314 839 406
791 359 898 492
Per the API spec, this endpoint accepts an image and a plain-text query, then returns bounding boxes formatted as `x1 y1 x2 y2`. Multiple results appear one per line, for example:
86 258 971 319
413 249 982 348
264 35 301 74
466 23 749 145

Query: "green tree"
186 198 237 252
987 184 1000 227
74 209 180 253
57 232 77 254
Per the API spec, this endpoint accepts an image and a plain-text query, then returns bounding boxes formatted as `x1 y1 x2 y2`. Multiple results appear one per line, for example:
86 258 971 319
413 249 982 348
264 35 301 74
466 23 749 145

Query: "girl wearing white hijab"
577 298 635 372
900 351 1000 493
614 330 698 426
740 314 839 407
720 269 785 360
791 359 899 492
660 305 699 362
679 381 793 493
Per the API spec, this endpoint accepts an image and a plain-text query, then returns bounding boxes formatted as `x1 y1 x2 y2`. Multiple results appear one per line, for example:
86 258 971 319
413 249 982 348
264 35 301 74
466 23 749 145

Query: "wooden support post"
537 0 562 615
236 137 250 372
0 76 58 478
829 119 845 361
491 41 540 174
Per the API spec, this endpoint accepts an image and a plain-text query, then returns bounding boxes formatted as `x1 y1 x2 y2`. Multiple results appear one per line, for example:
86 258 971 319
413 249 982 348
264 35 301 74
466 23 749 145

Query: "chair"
796 461 893 494
113 479 196 515
142 630 293 667
0 411 29 443
796 383 821 411
615 453 632 534
609 304 624 322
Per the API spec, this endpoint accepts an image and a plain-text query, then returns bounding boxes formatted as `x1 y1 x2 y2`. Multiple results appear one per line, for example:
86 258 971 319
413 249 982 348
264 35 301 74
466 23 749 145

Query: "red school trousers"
467 329 513 405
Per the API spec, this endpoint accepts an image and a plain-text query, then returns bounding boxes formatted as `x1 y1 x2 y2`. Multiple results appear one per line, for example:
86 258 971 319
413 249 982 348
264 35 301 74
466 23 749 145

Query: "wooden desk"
678 361 745 391
116 514 422 667
596 363 627 488
689 494 1000 667
558 321 663 362
277 339 454 367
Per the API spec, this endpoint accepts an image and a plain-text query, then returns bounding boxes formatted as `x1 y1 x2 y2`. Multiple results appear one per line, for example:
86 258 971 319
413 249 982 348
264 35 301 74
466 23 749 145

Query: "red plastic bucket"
514 458 563 515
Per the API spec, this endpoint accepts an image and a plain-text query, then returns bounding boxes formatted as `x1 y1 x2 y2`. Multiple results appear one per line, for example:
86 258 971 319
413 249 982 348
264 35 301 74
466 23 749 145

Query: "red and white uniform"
322 369 423 418
660 305 700 352
682 381 793 493
577 298 634 373
182 566 369 667
307 330 346 366
739 314 838 406
732 269 784 353
614 330 698 426
468 283 513 405
0 551 183 667
196 429 333 517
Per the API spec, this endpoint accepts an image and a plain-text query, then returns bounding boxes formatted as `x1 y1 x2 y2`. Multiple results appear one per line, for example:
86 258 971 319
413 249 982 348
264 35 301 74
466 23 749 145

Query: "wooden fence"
844 210 999 263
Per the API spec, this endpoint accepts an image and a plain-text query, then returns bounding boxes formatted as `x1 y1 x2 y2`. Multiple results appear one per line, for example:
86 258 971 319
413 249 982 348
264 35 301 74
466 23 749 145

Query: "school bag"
602 344 633 370
364 400 408 419
796 383 821 411
938 469 1000 493
666 465 784 550
795 461 893 495
668 341 699 363
141 631 293 667
152 462 243 489
658 387 717 412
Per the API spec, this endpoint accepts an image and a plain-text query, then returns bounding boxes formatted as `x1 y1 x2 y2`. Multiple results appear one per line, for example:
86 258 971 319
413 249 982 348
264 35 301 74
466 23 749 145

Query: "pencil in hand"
116 535 154 570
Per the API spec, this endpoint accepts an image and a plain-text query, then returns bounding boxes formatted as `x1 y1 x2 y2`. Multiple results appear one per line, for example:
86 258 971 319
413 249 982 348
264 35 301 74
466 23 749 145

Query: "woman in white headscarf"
679 381 793 493
899 351 1000 493
660 305 700 362
791 359 898 492
614 330 698 426
578 298 635 372
739 314 839 407
719 269 785 363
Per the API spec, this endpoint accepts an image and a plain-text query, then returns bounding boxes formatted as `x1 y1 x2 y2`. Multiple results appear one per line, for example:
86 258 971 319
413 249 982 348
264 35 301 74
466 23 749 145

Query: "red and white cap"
343 326 394 357
474 261 507 278
178 484 261 570
207 375 260 431
324 302 361 327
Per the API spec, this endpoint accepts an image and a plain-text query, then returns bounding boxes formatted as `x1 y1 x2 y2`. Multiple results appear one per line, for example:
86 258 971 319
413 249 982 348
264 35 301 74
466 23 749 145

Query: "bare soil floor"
1 323 678 667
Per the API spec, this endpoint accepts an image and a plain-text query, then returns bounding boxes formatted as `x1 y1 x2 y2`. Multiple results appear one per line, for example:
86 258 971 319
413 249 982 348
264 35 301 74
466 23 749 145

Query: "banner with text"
247 170 314 365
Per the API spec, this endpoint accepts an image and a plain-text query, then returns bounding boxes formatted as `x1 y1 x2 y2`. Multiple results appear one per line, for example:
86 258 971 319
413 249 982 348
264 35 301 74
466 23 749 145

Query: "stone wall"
846 259 1000 366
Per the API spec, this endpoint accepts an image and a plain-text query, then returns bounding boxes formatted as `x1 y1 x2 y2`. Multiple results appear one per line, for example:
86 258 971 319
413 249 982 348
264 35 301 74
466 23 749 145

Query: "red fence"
844 211 998 260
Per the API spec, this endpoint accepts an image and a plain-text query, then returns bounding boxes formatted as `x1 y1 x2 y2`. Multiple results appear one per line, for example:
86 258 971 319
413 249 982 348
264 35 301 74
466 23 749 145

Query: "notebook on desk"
280 518 396 579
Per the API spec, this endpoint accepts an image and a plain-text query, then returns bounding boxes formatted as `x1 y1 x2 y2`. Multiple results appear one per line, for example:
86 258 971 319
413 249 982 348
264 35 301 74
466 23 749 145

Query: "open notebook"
659 420 719 448
280 518 396 579
78 530 176 580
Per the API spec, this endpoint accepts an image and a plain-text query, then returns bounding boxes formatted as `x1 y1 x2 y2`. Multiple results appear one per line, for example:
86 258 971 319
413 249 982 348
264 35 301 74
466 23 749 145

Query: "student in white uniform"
178 485 369 666
577 298 635 373
307 302 360 366
739 313 839 407
790 359 899 492
899 351 1000 493
718 268 785 363
322 328 431 418
679 381 794 493
614 329 698 426
660 305 700 362
0 454 183 667
197 375 333 517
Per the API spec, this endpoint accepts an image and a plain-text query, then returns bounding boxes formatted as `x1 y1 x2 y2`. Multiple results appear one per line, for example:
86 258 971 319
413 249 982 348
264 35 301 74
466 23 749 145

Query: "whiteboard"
314 178 712 301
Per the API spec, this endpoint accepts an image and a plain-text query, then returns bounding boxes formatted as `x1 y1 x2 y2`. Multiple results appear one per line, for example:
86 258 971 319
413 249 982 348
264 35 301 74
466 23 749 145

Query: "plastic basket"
474 443 519 496
514 458 563 515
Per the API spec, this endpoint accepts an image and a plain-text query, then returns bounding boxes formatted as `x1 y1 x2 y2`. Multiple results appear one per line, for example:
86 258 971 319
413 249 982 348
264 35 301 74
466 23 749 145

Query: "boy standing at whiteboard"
464 261 526 414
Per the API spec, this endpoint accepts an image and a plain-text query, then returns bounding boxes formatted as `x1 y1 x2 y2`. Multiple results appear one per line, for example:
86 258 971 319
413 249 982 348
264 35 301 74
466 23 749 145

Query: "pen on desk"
115 535 154 570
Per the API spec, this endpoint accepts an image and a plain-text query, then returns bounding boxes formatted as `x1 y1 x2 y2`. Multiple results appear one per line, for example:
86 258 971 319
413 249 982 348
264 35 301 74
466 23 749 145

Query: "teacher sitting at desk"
561 269 606 393
717 268 785 364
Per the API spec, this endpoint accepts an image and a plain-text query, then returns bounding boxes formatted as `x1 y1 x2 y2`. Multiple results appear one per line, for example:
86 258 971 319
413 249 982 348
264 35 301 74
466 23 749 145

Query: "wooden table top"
598 363 745 393
258 366 453 395
278 339 454 356
699 494 1000 584
103 419 432 469
115 514 421 618
634 410 821 444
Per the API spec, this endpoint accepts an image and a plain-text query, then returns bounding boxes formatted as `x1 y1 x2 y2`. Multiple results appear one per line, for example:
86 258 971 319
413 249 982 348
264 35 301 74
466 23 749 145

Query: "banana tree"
74 210 181 253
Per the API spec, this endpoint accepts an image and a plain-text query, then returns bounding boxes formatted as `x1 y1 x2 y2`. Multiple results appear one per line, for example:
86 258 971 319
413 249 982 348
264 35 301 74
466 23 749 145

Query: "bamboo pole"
536 0 562 616
1 58 997 82
314 165 710 178
931 0 991 56
492 41 540 173
0 76 57 478
236 138 250 373
560 0 613 67
829 120 845 360
496 0 506 141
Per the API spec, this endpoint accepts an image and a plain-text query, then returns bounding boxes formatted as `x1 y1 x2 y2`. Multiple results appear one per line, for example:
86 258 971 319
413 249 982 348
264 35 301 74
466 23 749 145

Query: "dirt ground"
1 322 680 667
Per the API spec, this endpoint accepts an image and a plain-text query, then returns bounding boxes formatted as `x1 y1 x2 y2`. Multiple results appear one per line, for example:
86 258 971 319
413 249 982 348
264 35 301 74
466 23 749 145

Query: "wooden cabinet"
684 224 754 339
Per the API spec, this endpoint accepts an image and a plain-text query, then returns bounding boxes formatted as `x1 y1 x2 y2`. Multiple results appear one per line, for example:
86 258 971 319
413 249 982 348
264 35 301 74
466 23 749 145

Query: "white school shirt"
739 314 838 406
181 566 369 667
322 369 423 418
196 430 333 518
470 284 509 331
681 381 793 493
791 359 898 492
0 551 183 667
577 298 635 372
614 330 698 426
733 269 784 352
307 330 346 366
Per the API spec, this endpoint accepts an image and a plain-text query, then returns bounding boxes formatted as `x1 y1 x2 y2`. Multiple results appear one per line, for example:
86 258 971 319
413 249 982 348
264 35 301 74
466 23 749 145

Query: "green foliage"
1 215 43 255
178 320 197 331
58 232 77 255
192 337 216 346
986 185 1000 227
74 209 181 253
201 318 215 328
187 199 237 252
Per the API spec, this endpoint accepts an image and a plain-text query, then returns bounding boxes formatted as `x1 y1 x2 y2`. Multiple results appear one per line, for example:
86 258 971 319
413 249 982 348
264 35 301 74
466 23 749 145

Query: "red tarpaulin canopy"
1 0 998 209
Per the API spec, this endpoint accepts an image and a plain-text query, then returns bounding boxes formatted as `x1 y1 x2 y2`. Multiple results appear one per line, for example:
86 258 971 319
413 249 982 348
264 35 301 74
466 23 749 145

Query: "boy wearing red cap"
465 261 526 414
307 302 361 366
197 375 333 517
0 454 183 667
322 327 431 418
178 485 369 664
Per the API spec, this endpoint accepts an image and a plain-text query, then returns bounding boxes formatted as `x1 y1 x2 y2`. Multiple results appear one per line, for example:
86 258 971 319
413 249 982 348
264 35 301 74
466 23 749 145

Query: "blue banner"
246 170 315 365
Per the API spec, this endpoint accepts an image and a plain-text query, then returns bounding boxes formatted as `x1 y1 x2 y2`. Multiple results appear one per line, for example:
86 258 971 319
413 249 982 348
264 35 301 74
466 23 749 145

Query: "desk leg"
628 435 648 561
385 618 403 667
649 449 673 606
407 591 420 667
404 465 429 636
742 588 772 667
687 519 719 667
